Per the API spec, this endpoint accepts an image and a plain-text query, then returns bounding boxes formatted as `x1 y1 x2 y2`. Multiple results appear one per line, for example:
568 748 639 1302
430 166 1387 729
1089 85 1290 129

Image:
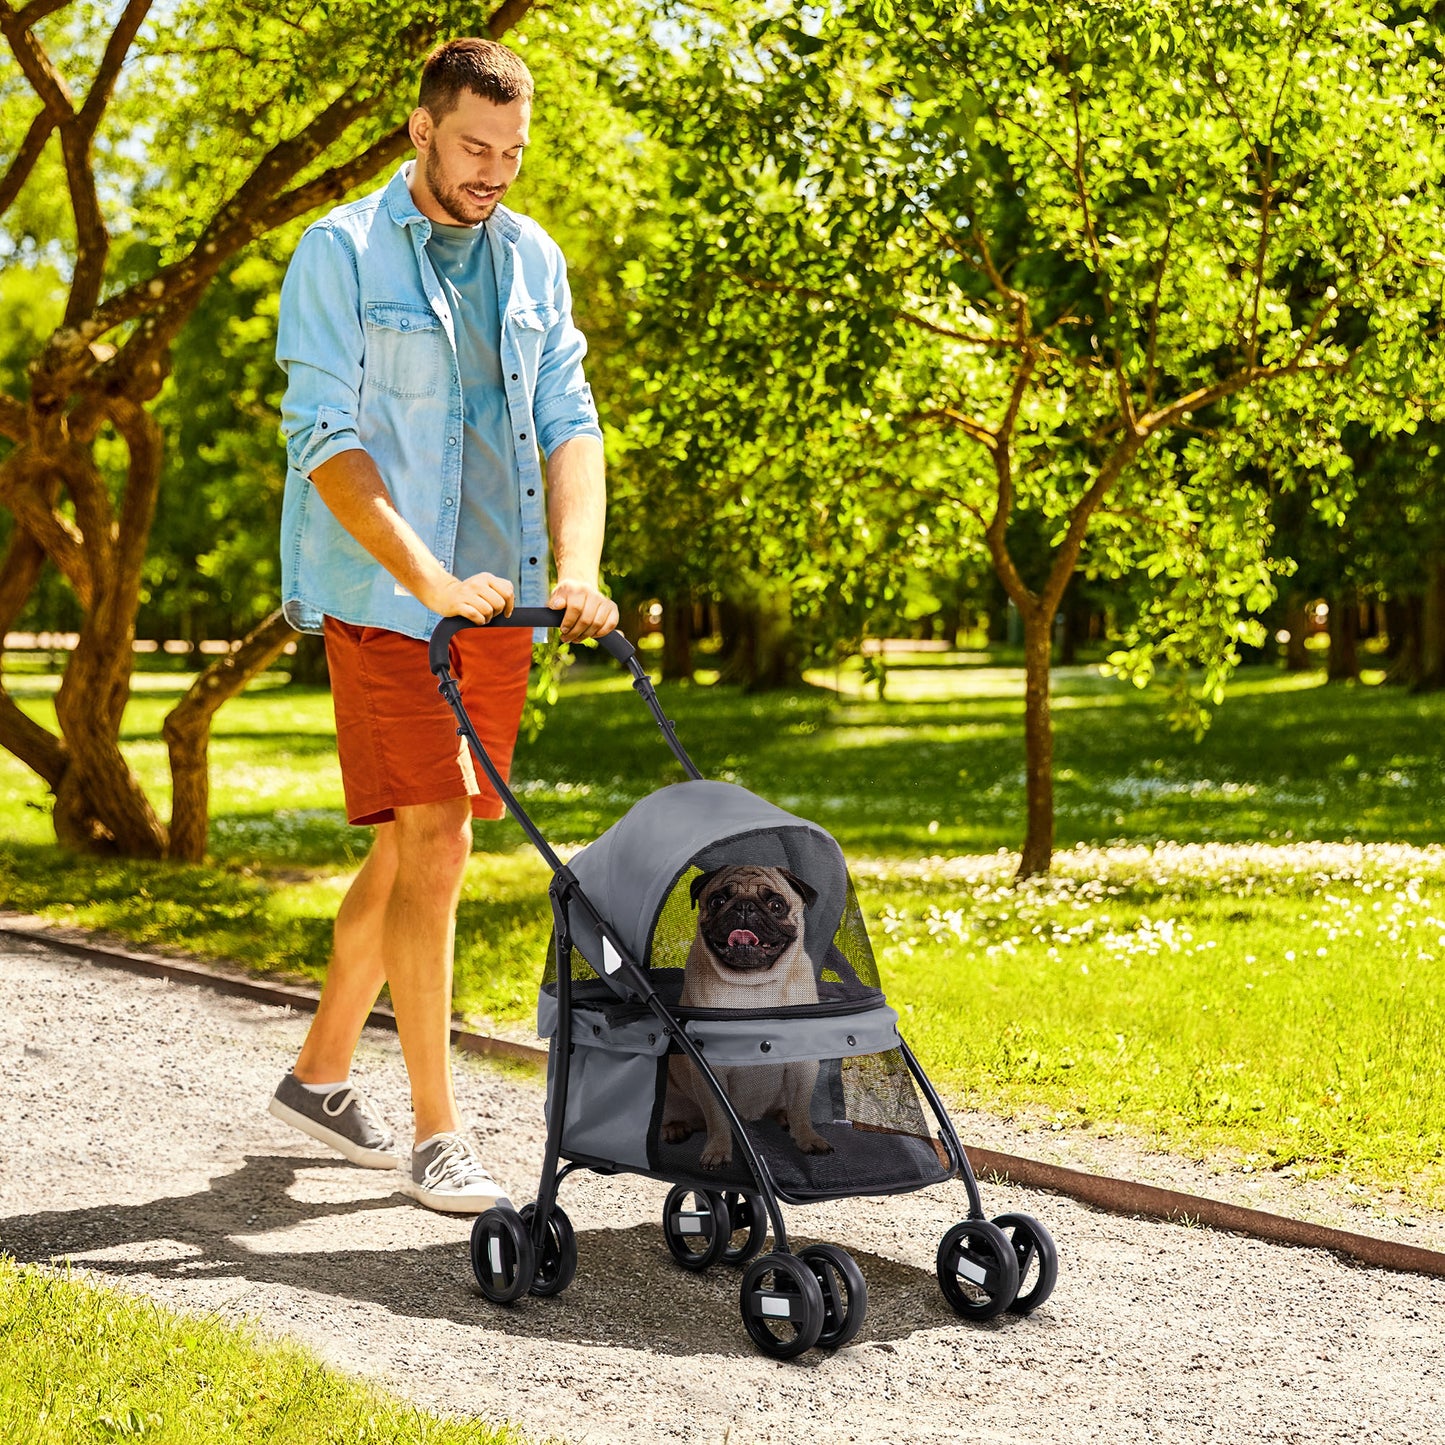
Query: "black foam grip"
428 610 637 674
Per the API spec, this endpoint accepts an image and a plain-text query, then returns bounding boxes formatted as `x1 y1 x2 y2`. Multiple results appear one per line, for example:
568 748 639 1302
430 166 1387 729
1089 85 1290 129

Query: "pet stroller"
431 612 1058 1358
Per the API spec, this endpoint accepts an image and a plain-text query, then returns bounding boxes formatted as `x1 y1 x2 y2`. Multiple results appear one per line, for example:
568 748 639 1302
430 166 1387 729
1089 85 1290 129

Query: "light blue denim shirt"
275 161 603 642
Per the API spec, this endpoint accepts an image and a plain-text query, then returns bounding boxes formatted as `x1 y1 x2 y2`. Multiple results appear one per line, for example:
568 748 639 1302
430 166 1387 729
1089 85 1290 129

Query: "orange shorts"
322 616 533 826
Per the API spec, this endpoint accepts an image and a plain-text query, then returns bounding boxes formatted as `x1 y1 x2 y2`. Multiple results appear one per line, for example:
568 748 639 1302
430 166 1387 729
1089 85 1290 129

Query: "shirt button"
448 437 457 446
401 319 410 329
519 433 527 441
529 556 538 565
527 488 535 496
511 373 518 380
444 498 454 507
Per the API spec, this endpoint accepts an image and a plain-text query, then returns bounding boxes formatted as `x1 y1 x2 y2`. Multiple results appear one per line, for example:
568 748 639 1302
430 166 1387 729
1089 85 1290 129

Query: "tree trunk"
717 590 802 691
1419 556 1445 693
1327 589 1359 682
1284 597 1311 671
1384 594 1421 685
163 610 295 861
660 594 693 682
1017 605 1055 878
285 630 330 687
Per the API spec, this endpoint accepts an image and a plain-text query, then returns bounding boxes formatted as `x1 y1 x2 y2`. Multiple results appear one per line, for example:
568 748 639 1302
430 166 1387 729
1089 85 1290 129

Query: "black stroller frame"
430 610 1057 1358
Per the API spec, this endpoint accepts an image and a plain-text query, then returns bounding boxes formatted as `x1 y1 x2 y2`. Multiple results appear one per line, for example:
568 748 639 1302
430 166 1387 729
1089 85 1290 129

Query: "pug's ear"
779 870 818 908
689 870 720 909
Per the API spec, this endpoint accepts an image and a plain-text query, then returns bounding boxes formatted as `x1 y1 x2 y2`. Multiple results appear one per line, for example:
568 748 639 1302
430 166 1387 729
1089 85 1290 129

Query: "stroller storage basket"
430 609 1058 1355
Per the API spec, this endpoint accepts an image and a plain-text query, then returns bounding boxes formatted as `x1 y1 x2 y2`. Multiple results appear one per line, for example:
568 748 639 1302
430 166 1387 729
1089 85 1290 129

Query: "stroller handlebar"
428 609 638 675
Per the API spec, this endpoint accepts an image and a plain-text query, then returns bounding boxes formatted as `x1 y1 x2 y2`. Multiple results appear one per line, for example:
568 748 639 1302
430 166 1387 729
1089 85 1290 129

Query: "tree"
0 0 539 860
608 0 1445 873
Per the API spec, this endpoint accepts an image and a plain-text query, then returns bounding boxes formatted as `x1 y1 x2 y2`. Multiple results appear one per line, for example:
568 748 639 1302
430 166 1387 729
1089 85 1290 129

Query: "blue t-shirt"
424 220 522 589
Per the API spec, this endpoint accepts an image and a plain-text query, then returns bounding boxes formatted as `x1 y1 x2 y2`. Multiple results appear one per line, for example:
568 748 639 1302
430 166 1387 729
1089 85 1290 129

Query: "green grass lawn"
1 646 1443 1203
0 1257 518 1445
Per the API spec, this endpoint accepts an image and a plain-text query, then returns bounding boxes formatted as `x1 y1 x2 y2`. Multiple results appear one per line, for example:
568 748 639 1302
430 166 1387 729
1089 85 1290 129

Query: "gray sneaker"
400 1131 510 1214
267 1074 397 1168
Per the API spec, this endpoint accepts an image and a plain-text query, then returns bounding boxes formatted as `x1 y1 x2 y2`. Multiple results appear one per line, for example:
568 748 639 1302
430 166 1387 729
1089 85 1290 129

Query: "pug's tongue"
727 929 759 948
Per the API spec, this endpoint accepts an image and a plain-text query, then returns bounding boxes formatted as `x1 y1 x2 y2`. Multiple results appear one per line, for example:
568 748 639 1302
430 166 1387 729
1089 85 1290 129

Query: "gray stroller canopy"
562 780 851 996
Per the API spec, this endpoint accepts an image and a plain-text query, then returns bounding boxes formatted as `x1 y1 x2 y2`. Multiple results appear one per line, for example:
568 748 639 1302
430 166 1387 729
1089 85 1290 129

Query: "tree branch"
76 0 151 139
0 457 93 608
899 406 999 451
486 0 536 36
0 393 27 442
0 106 58 217
0 8 75 121
12 0 76 29
85 94 397 347
162 608 295 862
258 122 413 233
725 271 1018 349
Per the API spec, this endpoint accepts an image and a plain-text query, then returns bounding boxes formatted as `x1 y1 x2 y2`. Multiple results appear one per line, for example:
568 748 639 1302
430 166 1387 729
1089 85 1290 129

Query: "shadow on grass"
0 1155 990 1357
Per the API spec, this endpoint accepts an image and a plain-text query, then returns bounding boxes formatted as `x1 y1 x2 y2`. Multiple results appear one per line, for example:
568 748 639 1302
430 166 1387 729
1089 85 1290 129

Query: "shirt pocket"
507 303 560 368
363 301 445 400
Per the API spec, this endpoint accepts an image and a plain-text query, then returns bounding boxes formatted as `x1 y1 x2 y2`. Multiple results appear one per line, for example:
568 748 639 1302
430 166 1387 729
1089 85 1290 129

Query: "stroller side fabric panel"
541 1008 667 1174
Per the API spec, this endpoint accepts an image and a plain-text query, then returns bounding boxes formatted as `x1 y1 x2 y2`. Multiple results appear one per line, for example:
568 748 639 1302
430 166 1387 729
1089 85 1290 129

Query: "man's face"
409 90 530 226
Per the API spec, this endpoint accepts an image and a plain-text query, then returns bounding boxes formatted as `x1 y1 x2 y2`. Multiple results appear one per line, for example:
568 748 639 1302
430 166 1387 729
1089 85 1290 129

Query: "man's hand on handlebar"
426 571 516 625
548 578 620 643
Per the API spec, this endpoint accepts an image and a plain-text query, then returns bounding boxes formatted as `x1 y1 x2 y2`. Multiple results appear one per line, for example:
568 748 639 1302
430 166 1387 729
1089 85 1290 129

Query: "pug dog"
661 865 834 1169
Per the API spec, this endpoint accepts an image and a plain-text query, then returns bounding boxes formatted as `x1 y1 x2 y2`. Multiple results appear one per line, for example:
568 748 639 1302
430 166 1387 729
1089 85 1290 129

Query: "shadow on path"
0 1154 1021 1357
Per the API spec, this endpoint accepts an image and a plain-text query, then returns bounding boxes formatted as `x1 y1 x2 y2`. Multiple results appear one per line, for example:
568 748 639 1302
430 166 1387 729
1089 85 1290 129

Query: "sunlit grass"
2 649 1444 1199
0 1258 520 1445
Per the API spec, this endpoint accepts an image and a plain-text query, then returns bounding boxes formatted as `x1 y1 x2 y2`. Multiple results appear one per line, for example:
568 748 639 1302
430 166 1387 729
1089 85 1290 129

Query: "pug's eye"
706 890 728 912
765 894 787 915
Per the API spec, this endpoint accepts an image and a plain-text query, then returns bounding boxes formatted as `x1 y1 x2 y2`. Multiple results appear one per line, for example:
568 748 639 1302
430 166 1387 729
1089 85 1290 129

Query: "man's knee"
392 799 473 880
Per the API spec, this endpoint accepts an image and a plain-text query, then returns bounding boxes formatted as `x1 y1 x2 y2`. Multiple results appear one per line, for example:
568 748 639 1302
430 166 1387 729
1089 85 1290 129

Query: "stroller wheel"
719 1191 769 1266
662 1185 730 1271
798 1243 867 1349
520 1202 579 1298
992 1212 1059 1316
470 1206 536 1305
936 1218 1021 1322
739 1252 826 1359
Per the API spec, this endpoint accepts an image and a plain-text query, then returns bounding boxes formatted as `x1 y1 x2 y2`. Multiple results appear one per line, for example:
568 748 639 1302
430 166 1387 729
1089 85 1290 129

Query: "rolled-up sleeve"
276 223 366 477
534 252 604 458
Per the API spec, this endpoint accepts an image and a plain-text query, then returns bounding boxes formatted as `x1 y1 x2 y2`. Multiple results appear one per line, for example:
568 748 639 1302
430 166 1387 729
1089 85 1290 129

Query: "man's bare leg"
383 796 473 1143
293 824 399 1084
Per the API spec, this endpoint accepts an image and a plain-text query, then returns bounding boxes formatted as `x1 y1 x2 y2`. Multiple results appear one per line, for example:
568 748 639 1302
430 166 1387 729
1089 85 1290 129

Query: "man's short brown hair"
418 38 534 117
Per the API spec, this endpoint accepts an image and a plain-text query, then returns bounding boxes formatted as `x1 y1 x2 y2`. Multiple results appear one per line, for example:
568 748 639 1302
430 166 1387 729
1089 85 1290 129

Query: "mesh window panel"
653 1048 949 1201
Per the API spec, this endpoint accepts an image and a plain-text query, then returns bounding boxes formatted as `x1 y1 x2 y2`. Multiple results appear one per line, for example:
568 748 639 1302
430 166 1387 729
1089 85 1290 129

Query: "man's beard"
424 146 503 225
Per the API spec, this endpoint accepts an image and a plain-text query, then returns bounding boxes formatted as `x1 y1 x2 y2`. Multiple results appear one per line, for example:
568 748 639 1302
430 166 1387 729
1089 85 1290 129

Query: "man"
268 37 618 1212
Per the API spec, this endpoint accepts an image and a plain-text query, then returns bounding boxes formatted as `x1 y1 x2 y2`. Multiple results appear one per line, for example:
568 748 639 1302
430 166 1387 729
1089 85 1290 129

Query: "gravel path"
2 936 1443 1445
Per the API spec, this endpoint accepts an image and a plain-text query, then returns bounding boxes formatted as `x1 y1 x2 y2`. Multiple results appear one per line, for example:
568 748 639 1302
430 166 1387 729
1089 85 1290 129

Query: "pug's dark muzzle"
702 906 797 973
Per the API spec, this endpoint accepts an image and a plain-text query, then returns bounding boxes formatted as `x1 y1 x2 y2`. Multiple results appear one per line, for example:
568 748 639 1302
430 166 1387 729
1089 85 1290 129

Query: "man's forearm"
309 448 453 611
545 436 606 587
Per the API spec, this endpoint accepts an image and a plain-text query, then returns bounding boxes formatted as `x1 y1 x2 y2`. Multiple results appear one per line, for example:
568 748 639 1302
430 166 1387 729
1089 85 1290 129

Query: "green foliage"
598 0 1445 703
0 1258 521 1444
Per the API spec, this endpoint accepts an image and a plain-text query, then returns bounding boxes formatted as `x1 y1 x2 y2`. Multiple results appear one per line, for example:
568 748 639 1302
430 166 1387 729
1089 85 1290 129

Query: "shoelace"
419 1133 494 1191
321 1086 391 1141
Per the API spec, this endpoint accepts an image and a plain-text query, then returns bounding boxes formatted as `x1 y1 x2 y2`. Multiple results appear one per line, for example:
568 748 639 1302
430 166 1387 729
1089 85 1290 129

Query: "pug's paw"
661 1120 695 1144
700 1139 734 1169
796 1131 833 1156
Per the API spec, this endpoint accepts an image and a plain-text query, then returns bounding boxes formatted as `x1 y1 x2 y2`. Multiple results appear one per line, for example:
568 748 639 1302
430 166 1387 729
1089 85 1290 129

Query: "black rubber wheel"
936 1218 1021 1322
470 1206 536 1305
992 1212 1059 1316
662 1185 730 1271
798 1243 868 1350
739 1252 826 1359
519 1202 579 1298
719 1192 769 1266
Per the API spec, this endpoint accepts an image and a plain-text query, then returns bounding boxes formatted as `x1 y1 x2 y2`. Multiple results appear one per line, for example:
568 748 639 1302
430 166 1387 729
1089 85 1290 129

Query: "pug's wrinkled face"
691 865 817 974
